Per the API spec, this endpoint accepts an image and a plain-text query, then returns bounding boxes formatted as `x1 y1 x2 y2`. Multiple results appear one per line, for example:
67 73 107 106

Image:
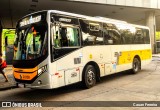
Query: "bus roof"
19 10 149 29
48 10 149 29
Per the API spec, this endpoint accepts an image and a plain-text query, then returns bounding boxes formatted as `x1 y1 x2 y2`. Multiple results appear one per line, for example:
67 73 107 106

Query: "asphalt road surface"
1 57 160 110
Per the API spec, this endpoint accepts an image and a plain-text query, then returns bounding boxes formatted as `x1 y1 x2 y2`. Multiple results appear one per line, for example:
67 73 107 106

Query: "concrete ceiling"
0 0 160 30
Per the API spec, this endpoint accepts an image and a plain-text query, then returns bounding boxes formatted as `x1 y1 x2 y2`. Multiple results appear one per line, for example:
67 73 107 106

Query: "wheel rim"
87 69 95 85
134 60 139 72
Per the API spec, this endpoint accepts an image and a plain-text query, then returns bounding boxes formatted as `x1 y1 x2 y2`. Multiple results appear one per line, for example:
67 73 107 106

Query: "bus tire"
131 57 141 74
82 65 96 89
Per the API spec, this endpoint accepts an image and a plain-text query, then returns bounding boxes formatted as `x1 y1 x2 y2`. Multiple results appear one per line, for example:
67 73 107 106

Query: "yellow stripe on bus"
118 49 152 65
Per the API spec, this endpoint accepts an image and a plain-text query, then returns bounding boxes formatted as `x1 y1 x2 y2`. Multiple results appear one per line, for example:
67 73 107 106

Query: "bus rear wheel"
82 65 96 89
131 57 141 74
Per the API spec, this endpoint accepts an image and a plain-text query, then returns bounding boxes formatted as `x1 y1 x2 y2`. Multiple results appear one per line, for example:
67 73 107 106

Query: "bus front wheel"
82 65 96 89
131 57 141 74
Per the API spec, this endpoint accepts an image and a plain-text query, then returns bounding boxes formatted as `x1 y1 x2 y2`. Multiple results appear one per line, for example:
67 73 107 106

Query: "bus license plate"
22 75 30 80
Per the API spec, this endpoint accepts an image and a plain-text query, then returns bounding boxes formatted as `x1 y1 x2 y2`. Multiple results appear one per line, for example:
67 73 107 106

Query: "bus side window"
121 30 134 44
59 27 80 47
67 28 80 46
134 28 144 44
143 29 150 44
80 19 103 46
103 23 121 45
104 31 113 44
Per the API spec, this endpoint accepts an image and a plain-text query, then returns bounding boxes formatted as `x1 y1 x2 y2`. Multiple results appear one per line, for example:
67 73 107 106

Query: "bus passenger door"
50 18 82 86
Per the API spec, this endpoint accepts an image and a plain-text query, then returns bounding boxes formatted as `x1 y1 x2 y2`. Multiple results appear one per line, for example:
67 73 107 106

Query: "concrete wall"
71 0 160 9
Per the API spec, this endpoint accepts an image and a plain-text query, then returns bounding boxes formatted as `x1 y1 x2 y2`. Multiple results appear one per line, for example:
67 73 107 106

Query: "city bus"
13 10 152 89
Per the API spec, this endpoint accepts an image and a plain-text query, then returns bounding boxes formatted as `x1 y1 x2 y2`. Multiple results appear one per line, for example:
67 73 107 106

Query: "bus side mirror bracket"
51 17 54 23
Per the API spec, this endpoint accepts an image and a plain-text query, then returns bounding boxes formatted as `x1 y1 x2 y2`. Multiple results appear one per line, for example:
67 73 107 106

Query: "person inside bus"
21 33 27 60
60 27 68 46
54 31 61 47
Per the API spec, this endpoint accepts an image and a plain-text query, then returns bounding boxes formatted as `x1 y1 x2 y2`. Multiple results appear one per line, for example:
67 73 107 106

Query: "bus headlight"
38 65 47 76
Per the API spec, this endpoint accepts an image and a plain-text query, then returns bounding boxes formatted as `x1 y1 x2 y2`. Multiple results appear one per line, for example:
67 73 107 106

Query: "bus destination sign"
20 15 41 27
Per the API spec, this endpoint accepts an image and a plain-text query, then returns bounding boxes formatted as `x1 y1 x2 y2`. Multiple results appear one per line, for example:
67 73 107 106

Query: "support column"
146 11 156 53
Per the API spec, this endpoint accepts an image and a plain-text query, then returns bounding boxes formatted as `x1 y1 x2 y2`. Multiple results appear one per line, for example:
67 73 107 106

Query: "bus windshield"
13 24 47 60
